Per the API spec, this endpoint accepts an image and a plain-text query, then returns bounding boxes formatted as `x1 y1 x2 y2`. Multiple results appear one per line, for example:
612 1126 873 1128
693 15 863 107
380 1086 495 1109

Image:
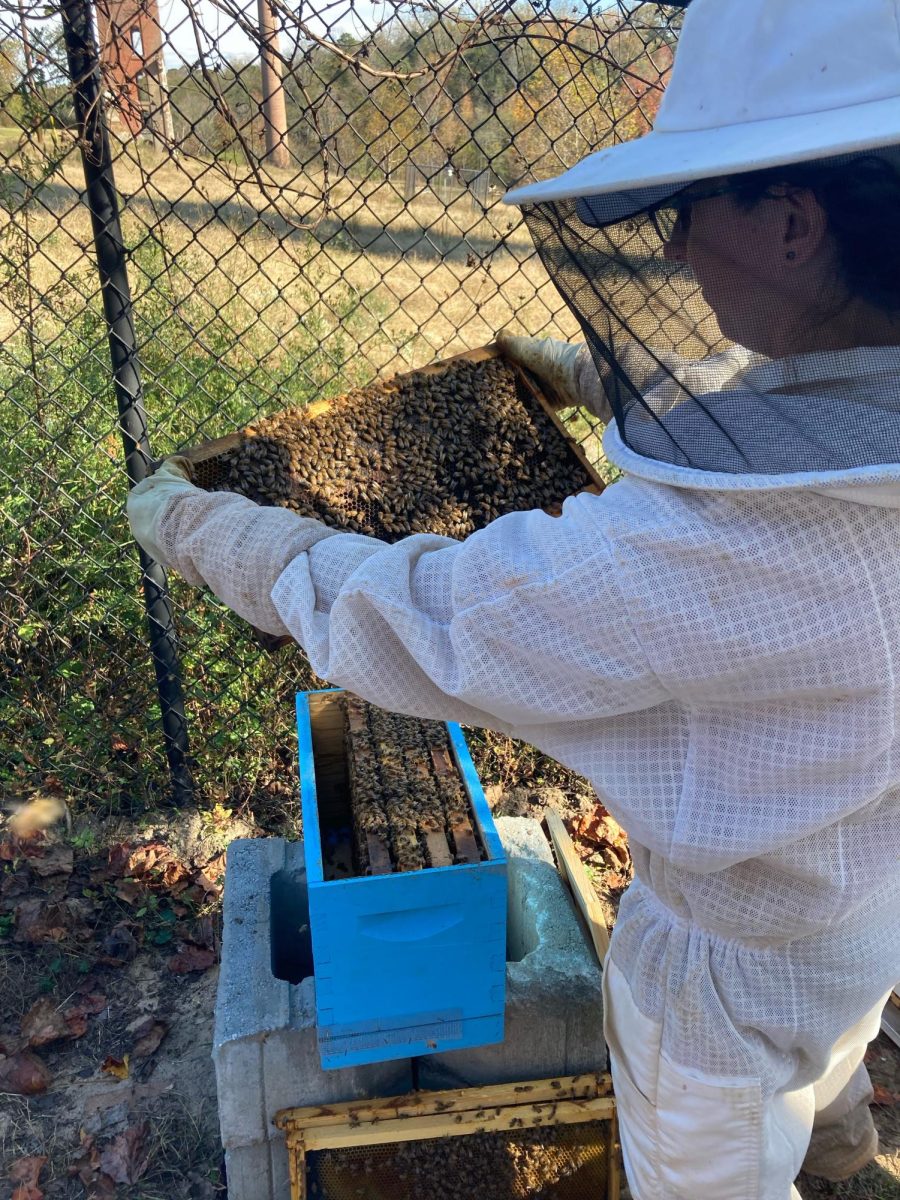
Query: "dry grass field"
0 130 577 366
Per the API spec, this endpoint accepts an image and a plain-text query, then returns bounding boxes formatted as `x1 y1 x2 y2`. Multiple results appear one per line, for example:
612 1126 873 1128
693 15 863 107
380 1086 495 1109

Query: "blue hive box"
296 688 507 1070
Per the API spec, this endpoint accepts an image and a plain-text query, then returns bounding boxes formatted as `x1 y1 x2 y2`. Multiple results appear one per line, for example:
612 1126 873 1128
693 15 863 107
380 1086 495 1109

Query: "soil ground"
1 793 897 1200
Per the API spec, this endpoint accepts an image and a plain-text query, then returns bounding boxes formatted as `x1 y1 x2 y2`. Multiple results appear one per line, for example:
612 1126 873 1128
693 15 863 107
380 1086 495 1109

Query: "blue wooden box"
296 688 507 1070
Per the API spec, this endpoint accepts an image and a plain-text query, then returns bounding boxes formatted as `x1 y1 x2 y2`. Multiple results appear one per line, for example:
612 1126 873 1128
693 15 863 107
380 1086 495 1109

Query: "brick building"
95 0 173 142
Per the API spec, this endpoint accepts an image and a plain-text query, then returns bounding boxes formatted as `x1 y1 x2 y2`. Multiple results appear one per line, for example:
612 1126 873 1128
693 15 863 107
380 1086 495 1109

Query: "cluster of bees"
317 1124 601 1199
205 356 595 542
344 694 480 875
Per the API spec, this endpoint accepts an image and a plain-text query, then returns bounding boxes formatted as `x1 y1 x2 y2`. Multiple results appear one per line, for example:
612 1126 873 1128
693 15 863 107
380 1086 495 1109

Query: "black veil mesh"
522 157 900 474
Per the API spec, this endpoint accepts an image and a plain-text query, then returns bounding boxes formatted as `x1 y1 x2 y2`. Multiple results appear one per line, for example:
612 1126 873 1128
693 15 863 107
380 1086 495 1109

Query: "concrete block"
223 1137 292 1200
417 816 605 1089
214 838 413 1200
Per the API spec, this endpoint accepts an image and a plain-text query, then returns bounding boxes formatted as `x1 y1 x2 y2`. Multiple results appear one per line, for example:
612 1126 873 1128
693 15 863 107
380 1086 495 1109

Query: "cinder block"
223 1137 292 1200
417 816 606 1089
213 838 413 1200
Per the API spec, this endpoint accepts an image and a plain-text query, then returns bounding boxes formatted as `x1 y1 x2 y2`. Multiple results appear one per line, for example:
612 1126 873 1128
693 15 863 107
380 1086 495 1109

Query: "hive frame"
177 344 605 497
274 1072 620 1200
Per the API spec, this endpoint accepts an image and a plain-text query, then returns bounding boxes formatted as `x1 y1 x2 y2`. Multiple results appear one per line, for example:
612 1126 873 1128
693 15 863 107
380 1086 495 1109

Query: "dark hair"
728 152 900 315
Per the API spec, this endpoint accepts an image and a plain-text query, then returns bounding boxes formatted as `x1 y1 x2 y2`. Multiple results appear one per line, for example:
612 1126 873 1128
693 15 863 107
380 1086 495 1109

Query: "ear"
779 186 830 265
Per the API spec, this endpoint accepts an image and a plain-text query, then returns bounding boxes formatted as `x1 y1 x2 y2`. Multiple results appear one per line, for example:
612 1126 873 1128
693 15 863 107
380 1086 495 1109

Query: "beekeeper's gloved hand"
128 456 198 564
496 333 611 421
127 453 345 636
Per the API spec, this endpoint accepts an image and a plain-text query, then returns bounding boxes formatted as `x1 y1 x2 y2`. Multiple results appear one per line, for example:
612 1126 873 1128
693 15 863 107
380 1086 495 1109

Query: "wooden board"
300 1096 616 1150
545 809 610 965
275 1072 612 1131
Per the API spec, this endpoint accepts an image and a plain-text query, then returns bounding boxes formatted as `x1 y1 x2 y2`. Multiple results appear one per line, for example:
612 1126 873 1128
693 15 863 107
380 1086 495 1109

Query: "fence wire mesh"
0 0 683 823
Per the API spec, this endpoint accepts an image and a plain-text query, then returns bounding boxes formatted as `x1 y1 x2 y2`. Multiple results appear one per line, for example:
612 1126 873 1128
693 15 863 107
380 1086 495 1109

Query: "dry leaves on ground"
101 1054 130 1081
167 944 216 974
20 996 90 1046
9 1154 47 1200
129 1016 168 1059
13 896 94 944
0 1049 53 1095
71 1121 151 1197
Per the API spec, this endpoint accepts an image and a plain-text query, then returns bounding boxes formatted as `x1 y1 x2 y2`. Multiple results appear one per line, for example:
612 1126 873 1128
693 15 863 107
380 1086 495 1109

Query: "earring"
786 251 797 260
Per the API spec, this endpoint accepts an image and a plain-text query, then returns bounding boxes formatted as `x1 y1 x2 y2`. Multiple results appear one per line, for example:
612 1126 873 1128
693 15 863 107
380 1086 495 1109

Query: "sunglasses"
646 181 737 241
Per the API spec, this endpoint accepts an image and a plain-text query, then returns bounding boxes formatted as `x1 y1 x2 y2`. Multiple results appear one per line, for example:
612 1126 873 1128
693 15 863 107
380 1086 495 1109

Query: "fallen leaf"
181 914 216 950
571 810 629 856
99 1121 150 1184
9 1153 46 1200
21 997 71 1047
28 843 74 877
130 1018 168 1059
177 883 205 906
113 878 143 904
71 991 108 1016
0 1050 52 1094
127 842 177 881
101 1054 130 1080
160 857 191 892
12 1181 44 1199
872 1084 899 1106
14 897 93 944
106 842 133 878
1 864 32 901
69 1134 117 1198
98 922 138 965
194 852 227 896
64 1009 89 1039
167 944 215 974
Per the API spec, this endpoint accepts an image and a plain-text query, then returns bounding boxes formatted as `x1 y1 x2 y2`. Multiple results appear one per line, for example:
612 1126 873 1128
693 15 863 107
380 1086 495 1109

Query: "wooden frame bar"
274 1073 620 1200
545 810 611 964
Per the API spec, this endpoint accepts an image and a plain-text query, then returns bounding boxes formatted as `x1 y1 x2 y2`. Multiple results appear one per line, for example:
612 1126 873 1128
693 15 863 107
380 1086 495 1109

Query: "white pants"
603 958 884 1200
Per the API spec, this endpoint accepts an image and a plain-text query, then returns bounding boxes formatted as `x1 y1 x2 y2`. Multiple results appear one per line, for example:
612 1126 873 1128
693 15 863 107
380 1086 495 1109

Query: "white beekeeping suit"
132 350 900 1199
129 0 900 1195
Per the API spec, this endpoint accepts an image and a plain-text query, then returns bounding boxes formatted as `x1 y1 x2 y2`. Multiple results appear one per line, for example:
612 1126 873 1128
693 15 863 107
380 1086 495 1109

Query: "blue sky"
158 0 391 67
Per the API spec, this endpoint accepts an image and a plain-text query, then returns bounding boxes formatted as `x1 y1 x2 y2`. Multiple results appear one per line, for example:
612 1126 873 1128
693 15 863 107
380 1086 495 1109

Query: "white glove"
496 333 612 422
128 456 198 565
129 456 349 634
496 333 584 407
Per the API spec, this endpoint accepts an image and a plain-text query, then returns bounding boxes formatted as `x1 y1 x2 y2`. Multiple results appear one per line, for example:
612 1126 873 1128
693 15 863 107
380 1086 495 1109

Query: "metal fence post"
60 0 194 804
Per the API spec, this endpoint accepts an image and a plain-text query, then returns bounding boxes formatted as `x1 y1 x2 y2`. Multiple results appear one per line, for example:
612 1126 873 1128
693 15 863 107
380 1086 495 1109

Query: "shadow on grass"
797 1162 900 1199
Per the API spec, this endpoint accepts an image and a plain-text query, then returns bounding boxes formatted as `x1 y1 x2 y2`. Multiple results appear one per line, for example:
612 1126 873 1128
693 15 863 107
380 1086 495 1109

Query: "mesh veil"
522 151 900 474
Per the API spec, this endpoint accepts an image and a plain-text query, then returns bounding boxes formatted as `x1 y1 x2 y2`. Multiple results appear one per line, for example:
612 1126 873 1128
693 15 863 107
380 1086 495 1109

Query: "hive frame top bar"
296 688 504 885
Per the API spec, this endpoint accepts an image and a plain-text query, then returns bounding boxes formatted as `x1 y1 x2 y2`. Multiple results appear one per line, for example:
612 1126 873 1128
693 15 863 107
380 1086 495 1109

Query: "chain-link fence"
0 0 685 825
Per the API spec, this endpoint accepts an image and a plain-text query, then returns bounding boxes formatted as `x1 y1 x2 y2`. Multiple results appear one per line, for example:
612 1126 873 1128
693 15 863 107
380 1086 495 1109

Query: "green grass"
0 229 374 825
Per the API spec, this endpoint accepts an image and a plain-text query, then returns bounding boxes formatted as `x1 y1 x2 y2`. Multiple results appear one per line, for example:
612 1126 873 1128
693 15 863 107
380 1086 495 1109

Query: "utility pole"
257 0 289 169
17 0 35 86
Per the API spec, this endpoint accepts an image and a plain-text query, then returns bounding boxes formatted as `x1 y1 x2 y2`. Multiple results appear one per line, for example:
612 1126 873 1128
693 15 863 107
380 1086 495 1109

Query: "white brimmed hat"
504 0 900 219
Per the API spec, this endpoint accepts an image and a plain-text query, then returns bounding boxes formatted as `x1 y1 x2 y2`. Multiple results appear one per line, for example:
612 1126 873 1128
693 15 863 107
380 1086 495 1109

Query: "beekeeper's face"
663 181 832 356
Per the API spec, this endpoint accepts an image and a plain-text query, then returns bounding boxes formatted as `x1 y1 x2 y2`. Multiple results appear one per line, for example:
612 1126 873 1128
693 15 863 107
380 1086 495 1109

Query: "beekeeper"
129 0 900 1195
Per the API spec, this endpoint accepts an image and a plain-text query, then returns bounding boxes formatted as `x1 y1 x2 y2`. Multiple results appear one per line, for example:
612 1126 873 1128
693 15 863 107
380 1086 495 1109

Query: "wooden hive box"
296 688 507 1070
